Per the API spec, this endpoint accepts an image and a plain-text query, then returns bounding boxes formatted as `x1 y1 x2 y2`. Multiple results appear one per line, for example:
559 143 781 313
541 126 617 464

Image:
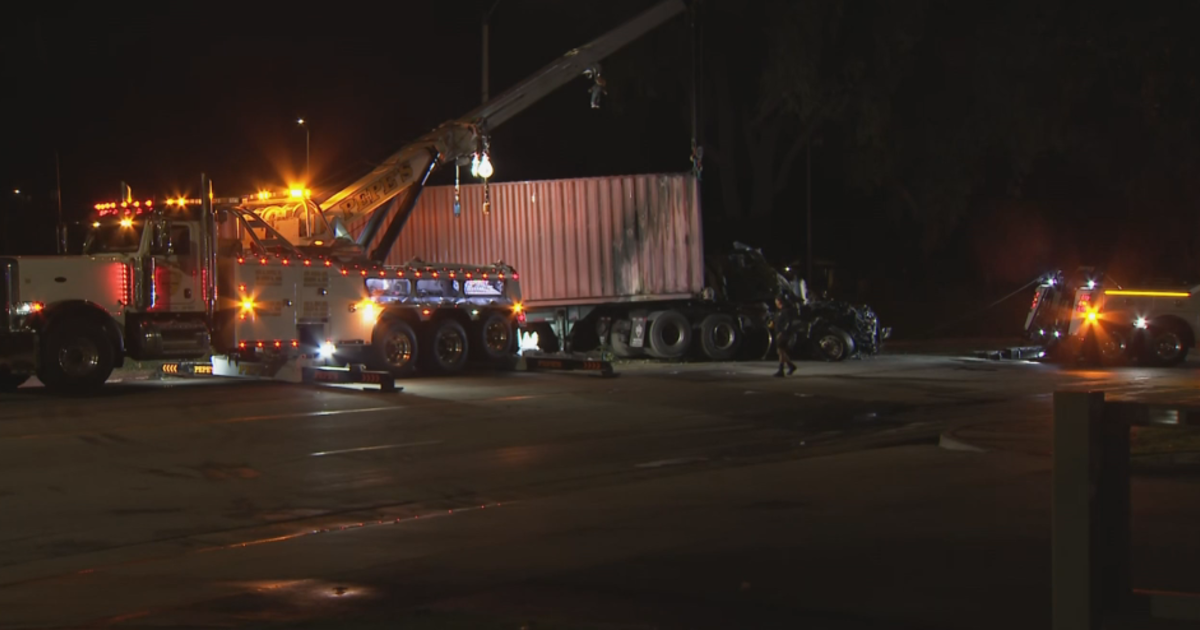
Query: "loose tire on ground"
698 313 741 361
371 318 420 377
474 312 514 362
37 319 115 393
646 310 692 359
610 319 643 358
0 374 29 392
812 325 854 362
423 319 470 374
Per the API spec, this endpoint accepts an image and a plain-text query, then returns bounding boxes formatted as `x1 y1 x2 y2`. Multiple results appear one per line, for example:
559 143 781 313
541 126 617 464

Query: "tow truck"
1022 268 1198 366
0 0 686 393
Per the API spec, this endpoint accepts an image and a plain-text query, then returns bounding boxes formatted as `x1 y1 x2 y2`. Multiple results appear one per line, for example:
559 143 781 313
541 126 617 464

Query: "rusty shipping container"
348 173 703 308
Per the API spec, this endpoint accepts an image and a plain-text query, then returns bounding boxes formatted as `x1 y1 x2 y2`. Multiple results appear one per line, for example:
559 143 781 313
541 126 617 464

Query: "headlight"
318 342 336 360
13 302 44 315
1135 317 1148 330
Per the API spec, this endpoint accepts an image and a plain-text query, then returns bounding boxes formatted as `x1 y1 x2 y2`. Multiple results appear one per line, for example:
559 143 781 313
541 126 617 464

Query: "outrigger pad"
159 362 215 377
301 364 399 392
520 354 617 378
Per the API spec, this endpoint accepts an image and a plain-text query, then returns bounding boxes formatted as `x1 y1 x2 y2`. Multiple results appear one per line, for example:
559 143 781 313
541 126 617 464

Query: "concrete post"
1053 390 1106 630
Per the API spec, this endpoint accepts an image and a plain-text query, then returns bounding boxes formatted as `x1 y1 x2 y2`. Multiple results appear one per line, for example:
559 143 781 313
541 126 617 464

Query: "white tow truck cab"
1067 278 1197 366
0 180 523 394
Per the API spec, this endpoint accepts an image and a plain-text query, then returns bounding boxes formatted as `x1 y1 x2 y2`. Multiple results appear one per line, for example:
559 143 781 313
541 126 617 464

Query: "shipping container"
348 173 704 308
348 172 778 361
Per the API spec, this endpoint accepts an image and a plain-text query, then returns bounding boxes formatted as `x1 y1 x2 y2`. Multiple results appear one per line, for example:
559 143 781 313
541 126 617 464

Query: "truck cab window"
170 226 191 256
84 224 144 255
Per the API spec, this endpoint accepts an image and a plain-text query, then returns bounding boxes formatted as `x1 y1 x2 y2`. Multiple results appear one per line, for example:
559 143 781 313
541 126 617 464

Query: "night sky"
2 1 688 228
7 1 1200 338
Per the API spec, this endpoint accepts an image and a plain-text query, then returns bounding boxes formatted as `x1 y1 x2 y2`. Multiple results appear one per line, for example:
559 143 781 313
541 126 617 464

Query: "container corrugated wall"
348 173 703 308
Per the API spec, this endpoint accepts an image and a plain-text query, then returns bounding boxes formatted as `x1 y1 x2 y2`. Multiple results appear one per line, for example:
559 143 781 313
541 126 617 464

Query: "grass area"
1131 426 1200 455
279 610 655 630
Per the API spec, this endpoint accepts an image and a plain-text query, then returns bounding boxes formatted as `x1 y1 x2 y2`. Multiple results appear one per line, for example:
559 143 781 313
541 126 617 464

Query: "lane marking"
2 406 402 442
634 457 709 469
310 440 443 457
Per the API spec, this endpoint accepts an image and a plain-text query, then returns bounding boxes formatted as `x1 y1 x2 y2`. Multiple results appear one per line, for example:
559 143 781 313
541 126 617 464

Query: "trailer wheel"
647 310 693 359
474 312 514 361
37 319 114 393
609 319 643 358
813 326 855 362
424 319 470 374
1143 324 1190 367
698 313 741 361
0 374 29 392
371 319 419 377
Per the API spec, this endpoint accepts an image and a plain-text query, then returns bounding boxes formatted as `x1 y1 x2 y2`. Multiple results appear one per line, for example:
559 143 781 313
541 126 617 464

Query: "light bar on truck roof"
1103 290 1191 298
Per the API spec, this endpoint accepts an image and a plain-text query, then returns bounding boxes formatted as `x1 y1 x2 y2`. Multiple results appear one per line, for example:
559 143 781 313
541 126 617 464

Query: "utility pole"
482 0 503 103
806 141 813 286
55 151 65 254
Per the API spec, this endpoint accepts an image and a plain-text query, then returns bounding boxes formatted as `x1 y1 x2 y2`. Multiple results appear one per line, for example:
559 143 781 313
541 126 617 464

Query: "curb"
937 433 988 453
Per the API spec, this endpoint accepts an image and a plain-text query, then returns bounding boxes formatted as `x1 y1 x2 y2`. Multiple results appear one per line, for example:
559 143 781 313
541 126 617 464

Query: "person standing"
771 296 798 377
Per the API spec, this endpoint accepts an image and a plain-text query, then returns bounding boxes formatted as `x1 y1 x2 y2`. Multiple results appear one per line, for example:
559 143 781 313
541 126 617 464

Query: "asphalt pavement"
1 354 1198 629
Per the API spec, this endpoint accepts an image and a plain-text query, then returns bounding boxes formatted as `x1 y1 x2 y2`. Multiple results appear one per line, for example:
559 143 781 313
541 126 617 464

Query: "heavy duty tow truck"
0 0 686 393
1023 268 1199 366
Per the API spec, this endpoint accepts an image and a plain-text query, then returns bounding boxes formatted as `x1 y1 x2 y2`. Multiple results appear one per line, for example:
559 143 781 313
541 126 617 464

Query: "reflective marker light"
1105 290 1191 298
358 300 378 323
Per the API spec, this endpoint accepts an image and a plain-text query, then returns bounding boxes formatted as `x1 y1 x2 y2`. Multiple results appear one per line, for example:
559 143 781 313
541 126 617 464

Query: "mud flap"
630 316 647 348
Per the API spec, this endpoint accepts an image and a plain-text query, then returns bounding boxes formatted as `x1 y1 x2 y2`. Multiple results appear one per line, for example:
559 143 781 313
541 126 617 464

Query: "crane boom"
316 0 686 243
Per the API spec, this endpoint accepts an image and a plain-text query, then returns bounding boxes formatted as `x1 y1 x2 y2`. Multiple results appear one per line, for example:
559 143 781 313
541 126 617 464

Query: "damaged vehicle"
784 298 890 362
716 243 891 362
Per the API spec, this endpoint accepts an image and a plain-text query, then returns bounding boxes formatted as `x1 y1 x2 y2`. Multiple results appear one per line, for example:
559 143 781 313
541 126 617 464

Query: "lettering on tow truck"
301 301 330 321
255 268 283 286
303 270 329 288
258 300 285 316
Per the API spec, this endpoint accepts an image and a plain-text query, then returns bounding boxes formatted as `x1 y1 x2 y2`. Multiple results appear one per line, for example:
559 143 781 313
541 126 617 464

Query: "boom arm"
316 0 686 250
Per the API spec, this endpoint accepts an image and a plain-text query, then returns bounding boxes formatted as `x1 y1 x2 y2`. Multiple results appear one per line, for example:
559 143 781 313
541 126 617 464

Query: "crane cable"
916 274 1045 339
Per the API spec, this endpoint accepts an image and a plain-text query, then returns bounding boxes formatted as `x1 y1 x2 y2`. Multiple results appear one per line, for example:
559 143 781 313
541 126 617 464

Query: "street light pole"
297 118 310 185
297 118 312 237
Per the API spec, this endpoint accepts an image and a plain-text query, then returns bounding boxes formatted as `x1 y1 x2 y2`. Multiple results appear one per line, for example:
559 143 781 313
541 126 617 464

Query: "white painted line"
310 440 443 457
634 456 709 469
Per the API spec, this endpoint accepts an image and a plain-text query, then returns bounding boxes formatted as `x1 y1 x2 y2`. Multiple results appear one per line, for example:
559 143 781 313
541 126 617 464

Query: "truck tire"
0 374 29 392
1096 325 1129 366
423 319 470 374
371 319 420 377
647 310 692 359
698 313 741 361
474 312 514 362
813 325 854 362
610 319 643 358
37 320 115 393
1143 323 1190 367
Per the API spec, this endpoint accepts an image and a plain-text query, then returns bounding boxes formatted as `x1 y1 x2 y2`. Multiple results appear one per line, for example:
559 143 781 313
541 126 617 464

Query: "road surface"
1 355 1198 629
